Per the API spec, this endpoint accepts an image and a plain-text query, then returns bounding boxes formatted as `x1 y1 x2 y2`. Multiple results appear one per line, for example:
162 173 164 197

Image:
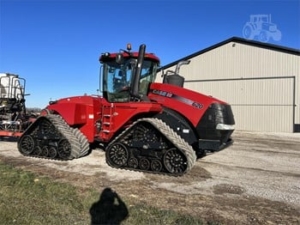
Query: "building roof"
159 37 300 70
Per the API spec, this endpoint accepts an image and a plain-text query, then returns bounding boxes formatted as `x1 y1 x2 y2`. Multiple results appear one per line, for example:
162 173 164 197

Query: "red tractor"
17 44 235 176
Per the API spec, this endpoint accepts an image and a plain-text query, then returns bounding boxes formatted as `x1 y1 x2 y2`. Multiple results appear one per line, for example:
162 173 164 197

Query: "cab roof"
99 52 160 63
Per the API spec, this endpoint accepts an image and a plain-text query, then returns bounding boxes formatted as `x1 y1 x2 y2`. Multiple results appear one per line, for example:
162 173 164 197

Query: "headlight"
216 124 235 130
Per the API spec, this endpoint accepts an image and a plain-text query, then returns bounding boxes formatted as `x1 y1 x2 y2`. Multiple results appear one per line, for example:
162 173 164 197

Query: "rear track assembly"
18 114 90 160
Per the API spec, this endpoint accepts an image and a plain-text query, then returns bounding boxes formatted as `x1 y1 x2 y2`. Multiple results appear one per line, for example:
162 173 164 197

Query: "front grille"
196 103 235 140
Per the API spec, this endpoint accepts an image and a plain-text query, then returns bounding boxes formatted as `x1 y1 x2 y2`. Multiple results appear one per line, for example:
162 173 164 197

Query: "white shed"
156 37 300 133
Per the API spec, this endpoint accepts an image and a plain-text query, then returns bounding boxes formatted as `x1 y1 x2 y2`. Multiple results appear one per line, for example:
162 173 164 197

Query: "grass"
0 161 209 225
0 162 94 224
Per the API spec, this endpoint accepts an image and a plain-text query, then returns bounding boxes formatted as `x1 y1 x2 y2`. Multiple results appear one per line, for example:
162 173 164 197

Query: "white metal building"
156 37 300 133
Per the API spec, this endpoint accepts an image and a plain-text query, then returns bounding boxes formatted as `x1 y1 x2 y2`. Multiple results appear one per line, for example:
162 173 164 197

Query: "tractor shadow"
90 187 129 225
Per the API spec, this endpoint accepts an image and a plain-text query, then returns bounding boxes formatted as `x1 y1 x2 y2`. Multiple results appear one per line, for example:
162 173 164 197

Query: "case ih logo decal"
153 90 173 98
152 89 203 109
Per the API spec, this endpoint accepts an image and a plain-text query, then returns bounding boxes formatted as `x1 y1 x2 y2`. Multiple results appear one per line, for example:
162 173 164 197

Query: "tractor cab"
100 44 160 102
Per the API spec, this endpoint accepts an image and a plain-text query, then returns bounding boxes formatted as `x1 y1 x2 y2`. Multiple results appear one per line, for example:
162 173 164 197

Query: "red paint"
0 131 23 137
45 95 162 143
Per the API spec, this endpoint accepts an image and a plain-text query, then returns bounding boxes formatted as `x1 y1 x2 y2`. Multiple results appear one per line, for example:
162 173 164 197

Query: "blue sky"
0 0 299 108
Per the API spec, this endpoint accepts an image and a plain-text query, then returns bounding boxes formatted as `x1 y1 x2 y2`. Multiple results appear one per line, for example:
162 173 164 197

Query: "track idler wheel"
106 143 128 167
18 135 35 156
163 148 188 174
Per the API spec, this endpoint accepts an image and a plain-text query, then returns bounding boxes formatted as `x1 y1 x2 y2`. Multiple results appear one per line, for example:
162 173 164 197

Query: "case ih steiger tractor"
17 44 235 176
0 73 35 139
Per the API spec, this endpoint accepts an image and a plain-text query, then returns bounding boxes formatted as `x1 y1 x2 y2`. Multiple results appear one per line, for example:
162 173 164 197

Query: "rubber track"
106 117 197 176
19 114 89 160
47 114 90 159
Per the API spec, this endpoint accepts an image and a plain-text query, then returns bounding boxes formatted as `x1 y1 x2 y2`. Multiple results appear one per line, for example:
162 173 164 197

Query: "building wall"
156 41 300 132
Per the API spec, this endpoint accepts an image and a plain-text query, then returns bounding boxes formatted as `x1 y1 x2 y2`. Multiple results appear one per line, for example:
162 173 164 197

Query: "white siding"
185 78 294 132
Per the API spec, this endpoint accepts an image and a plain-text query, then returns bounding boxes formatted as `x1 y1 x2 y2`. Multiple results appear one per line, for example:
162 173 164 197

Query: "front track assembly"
105 118 197 176
17 114 90 160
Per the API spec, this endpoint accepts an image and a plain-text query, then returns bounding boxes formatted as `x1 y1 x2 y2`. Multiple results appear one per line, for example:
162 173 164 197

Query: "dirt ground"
1 131 300 225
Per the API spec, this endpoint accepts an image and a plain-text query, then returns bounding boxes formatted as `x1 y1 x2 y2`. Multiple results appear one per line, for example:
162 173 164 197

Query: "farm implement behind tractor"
0 73 36 139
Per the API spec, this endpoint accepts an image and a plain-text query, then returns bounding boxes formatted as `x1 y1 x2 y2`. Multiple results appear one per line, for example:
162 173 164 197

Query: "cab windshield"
102 58 158 102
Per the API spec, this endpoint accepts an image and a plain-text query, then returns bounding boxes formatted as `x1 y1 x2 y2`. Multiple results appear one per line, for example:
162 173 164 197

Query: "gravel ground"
1 130 300 224
198 131 300 208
